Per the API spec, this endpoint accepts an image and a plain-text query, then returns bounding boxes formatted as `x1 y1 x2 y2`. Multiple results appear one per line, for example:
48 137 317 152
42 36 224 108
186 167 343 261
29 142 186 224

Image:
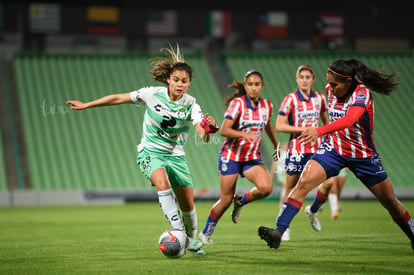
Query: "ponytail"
224 80 245 106
328 58 399 95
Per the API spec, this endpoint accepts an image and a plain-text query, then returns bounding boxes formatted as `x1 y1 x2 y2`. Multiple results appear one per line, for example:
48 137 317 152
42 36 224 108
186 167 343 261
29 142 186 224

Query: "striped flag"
315 13 343 38
257 11 288 39
30 4 61 33
87 6 119 35
146 10 177 36
204 10 231 38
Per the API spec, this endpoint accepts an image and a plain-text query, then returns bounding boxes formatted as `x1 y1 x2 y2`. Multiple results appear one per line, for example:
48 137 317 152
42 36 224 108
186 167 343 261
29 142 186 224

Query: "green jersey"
130 86 204 156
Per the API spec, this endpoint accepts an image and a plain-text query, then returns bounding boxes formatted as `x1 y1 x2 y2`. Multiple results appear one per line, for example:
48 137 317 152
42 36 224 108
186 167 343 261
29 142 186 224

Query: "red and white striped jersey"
279 89 327 154
325 82 376 158
219 94 273 162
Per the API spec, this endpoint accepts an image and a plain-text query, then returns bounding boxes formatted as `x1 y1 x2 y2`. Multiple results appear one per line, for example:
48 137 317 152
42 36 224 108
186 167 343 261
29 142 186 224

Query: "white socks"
158 189 184 231
182 209 198 239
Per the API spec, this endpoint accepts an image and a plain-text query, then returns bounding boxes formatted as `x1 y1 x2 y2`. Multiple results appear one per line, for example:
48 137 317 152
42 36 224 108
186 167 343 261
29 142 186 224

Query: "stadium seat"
225 51 414 189
13 52 224 191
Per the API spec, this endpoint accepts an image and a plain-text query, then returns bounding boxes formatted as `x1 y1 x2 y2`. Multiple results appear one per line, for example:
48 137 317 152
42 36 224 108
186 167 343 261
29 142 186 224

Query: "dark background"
1 0 411 52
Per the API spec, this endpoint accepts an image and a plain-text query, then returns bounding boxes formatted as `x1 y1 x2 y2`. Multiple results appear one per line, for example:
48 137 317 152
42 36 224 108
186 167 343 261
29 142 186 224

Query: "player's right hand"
66 100 87 110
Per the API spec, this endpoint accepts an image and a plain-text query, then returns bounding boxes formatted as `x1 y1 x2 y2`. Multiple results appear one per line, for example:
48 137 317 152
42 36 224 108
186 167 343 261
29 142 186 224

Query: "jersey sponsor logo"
158 116 178 138
240 121 267 128
154 104 162 112
297 111 320 119
328 110 346 118
160 115 177 129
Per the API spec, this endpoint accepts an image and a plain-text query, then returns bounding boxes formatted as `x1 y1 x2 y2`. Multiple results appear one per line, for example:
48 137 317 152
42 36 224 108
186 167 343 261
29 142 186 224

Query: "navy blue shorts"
218 155 264 177
311 143 388 186
284 152 314 176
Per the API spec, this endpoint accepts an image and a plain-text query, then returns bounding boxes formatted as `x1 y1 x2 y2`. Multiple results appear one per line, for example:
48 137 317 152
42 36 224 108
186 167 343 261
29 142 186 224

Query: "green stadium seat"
225 51 414 189
13 52 224 192
11 50 414 197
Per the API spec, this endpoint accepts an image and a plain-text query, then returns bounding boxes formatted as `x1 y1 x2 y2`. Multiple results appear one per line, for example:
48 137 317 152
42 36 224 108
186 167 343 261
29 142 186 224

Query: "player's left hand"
200 113 219 134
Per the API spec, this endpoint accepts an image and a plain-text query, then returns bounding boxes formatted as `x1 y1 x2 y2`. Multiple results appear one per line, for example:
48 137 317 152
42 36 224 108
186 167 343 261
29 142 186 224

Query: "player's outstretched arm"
66 93 132 110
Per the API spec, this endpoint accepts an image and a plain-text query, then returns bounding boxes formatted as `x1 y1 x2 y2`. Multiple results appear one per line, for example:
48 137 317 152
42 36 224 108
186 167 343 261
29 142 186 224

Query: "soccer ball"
158 229 189 258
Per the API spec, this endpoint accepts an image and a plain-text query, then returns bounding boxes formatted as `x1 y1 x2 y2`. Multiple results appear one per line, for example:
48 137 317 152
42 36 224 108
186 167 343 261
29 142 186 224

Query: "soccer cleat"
305 205 321 231
281 227 290 241
258 226 281 249
191 248 206 255
188 239 206 255
231 194 243 224
188 239 203 250
331 211 339 220
198 232 214 245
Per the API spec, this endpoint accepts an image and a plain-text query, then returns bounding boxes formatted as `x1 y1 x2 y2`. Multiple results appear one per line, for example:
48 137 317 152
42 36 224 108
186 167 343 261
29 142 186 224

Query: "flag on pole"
257 11 288 39
204 10 231 38
315 13 343 39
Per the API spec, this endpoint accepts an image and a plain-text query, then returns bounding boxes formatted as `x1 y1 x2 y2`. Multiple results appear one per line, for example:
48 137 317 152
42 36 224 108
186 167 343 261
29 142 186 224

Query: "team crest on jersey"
177 108 186 119
356 94 366 101
316 148 325 154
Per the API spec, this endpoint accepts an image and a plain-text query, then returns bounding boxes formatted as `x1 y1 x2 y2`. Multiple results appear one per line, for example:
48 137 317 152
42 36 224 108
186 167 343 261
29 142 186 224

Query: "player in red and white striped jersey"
275 65 328 240
259 58 414 250
323 81 375 158
219 89 273 162
199 70 279 244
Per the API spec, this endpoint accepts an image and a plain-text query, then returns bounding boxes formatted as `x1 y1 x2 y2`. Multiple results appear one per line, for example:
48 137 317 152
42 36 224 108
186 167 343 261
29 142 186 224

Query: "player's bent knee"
256 186 273 197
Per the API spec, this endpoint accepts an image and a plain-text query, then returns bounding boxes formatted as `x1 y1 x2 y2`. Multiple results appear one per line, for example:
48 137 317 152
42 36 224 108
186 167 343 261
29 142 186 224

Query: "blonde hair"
149 43 192 85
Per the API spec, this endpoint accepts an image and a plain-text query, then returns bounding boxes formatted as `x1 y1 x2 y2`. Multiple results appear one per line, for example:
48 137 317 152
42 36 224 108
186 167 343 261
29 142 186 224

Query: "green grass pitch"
1 200 413 274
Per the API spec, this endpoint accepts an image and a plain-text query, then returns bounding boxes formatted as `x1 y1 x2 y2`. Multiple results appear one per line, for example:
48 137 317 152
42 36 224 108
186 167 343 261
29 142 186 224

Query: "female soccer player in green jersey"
66 44 219 255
